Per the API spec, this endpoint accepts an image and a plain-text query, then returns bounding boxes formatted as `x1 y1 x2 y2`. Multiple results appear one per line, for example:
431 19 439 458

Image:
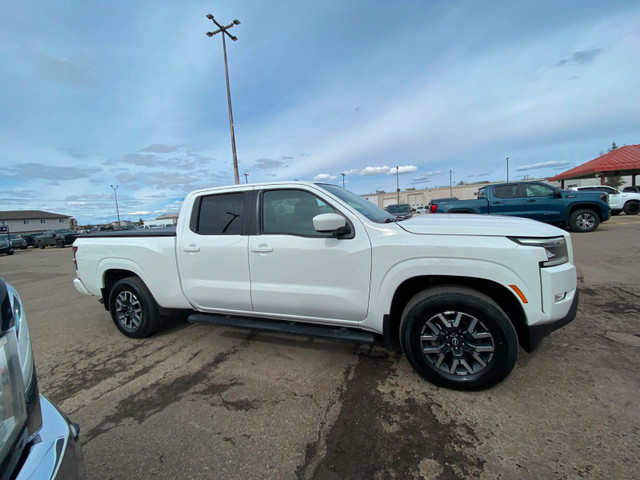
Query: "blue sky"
1 0 639 225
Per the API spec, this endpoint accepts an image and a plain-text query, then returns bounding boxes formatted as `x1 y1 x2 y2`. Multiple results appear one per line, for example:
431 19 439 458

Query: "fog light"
554 292 567 303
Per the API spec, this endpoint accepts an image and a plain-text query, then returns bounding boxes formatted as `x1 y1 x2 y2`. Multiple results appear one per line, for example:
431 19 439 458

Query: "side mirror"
313 213 346 233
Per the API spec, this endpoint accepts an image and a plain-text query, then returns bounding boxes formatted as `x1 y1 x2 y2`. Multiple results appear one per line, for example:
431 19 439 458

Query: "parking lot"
1 215 639 480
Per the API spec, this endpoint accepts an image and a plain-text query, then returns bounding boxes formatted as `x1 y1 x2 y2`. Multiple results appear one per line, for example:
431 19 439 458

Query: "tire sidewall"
109 278 159 338
569 209 599 233
401 289 518 390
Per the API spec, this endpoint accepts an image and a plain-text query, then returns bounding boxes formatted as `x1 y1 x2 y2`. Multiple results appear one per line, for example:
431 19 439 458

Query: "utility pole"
449 170 453 197
396 166 400 203
110 185 121 229
341 173 346 188
506 157 509 182
206 14 241 184
243 173 249 184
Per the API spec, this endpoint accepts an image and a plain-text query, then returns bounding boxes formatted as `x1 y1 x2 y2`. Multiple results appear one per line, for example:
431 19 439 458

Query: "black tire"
108 277 162 338
623 201 639 215
400 286 518 391
37 241 45 249
611 210 621 216
7 250 14 256
55 239 65 248
568 209 600 233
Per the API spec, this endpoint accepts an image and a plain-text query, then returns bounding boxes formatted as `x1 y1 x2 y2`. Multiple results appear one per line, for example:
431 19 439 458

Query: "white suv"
569 185 640 215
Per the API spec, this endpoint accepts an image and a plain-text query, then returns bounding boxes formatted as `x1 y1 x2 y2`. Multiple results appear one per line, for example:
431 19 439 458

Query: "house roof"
548 144 640 181
0 210 71 221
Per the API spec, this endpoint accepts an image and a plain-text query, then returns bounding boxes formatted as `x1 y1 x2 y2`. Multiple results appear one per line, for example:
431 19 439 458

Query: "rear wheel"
569 209 599 233
400 286 518 390
623 201 639 215
109 277 162 338
37 240 45 249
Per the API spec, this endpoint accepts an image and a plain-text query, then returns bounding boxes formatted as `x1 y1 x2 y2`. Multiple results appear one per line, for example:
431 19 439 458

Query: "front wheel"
623 201 639 215
569 209 600 233
109 277 162 338
400 286 518 390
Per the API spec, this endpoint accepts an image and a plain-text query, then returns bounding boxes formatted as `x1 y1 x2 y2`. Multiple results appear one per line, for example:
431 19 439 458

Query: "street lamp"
506 157 509 182
449 170 453 197
396 166 400 203
243 173 249 184
341 173 346 188
110 185 121 229
206 14 241 185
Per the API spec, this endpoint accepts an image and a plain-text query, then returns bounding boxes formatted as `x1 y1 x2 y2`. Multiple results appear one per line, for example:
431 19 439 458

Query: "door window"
262 189 335 236
493 184 522 198
193 193 244 235
524 184 555 197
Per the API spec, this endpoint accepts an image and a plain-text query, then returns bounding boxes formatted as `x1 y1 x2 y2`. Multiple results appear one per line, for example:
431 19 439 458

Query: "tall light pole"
206 14 241 185
341 173 346 188
506 157 509 182
396 166 400 203
449 170 453 197
110 185 121 229
243 173 249 184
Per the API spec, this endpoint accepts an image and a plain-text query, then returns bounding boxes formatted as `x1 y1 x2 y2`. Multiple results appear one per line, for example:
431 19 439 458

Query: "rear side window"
193 193 244 235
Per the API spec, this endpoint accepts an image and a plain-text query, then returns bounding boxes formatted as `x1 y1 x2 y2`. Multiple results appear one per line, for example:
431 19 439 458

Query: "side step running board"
188 313 377 345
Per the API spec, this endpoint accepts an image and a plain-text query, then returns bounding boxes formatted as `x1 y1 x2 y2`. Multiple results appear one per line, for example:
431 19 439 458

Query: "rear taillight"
430 204 437 213
72 246 78 270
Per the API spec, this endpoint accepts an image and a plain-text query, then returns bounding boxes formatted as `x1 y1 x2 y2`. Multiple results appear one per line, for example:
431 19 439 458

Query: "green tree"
605 175 623 188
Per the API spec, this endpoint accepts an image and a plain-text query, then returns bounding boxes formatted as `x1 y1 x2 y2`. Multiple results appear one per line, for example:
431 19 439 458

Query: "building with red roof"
548 144 640 189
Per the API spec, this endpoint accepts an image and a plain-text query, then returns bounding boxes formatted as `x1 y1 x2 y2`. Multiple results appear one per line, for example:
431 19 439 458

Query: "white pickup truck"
73 182 578 390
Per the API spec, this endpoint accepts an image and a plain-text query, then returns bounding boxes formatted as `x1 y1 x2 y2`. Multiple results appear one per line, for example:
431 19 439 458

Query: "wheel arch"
384 275 532 351
568 203 604 219
101 269 139 311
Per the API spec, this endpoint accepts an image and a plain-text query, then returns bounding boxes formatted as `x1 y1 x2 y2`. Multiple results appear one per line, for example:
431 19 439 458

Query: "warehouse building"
0 210 76 234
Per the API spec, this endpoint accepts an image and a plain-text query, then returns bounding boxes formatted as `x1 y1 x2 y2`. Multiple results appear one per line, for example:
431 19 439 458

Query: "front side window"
262 189 335 236
194 192 244 235
524 184 555 197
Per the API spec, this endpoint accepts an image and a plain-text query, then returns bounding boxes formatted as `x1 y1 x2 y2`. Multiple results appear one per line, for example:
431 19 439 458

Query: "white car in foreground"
73 182 578 390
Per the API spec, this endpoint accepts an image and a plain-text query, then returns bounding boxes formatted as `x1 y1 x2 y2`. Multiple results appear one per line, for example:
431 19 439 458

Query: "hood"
398 214 566 237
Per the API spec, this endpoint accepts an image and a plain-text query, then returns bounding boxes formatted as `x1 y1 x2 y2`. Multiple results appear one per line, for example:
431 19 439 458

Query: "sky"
1 0 639 225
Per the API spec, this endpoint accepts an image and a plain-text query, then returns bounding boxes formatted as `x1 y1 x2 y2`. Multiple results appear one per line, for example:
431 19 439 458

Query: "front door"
248 187 372 323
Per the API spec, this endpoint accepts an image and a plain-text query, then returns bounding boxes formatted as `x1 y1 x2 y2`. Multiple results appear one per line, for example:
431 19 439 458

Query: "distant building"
0 210 74 234
143 212 179 229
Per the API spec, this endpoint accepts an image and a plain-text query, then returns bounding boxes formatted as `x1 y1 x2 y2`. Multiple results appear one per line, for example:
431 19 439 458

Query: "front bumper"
16 395 85 480
526 289 579 352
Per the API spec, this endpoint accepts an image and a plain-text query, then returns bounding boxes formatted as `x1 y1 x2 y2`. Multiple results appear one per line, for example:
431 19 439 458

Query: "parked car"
427 197 459 212
569 185 640 215
622 186 640 193
0 238 14 256
21 232 46 248
384 203 413 220
431 181 610 232
9 234 28 250
73 181 578 390
35 229 78 249
0 277 85 478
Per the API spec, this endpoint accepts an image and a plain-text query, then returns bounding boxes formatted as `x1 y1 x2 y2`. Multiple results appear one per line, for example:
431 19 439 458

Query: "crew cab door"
248 187 372 323
178 190 253 312
520 183 564 222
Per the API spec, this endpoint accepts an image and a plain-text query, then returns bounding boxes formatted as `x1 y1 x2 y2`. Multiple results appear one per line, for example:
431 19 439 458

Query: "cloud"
117 172 136 183
11 163 100 180
313 173 337 181
128 211 151 215
33 54 94 86
141 144 179 153
344 165 418 176
253 158 288 170
58 147 87 160
515 161 573 171
555 48 604 67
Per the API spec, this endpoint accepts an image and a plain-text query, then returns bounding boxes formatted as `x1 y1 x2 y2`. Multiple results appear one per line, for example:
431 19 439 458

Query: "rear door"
248 186 372 323
178 190 253 312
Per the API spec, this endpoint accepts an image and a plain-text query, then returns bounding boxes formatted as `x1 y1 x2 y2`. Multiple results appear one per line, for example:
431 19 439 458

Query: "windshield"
317 184 395 223
386 204 411 214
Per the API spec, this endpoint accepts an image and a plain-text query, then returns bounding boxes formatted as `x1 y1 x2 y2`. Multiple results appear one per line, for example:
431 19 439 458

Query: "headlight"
6 284 34 391
0 331 29 465
509 236 569 267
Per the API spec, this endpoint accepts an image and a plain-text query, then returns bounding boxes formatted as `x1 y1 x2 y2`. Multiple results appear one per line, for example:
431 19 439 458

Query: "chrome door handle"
183 245 200 253
251 244 273 253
